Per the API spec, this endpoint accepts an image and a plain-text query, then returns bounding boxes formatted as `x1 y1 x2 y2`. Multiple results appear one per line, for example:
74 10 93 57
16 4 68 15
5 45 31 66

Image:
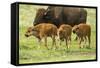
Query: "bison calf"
72 23 91 48
25 23 57 49
57 24 72 49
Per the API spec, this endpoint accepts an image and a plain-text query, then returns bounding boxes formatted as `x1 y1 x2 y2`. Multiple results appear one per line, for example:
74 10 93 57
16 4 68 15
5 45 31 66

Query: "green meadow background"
19 4 96 64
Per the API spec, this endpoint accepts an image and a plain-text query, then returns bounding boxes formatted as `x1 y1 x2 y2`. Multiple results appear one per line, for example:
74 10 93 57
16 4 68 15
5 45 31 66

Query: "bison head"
58 29 65 41
33 8 46 26
25 26 40 38
72 25 79 34
43 6 63 27
44 6 63 20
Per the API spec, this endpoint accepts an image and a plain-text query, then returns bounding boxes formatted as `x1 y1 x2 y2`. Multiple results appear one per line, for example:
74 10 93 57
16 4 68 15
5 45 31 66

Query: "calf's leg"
78 37 82 48
44 36 49 49
51 35 57 49
87 36 91 49
65 38 68 49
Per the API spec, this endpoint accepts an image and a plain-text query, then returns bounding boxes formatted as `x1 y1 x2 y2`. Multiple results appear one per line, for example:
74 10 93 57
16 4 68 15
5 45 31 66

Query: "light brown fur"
72 23 91 48
57 24 72 49
25 23 57 49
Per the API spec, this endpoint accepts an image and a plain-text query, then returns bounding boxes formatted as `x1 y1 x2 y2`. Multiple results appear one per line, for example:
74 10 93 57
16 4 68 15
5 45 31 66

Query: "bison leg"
87 36 91 49
65 38 69 49
44 36 49 49
65 38 70 52
68 36 71 45
37 38 42 48
51 35 57 49
83 36 87 48
78 37 82 48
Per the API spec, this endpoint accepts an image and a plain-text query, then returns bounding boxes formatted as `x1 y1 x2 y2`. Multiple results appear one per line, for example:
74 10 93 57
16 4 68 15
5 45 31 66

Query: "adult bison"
33 6 87 28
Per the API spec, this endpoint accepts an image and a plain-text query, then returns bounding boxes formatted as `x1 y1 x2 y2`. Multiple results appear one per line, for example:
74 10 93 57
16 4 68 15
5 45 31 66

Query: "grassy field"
19 5 97 64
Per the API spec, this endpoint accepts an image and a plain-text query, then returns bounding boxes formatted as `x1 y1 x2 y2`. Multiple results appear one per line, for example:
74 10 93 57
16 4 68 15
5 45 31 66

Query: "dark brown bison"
57 24 72 49
25 23 57 49
72 23 91 48
33 6 87 28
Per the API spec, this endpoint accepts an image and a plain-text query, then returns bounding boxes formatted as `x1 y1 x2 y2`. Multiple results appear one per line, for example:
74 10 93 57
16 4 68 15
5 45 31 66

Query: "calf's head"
72 25 79 33
58 30 65 41
25 27 39 37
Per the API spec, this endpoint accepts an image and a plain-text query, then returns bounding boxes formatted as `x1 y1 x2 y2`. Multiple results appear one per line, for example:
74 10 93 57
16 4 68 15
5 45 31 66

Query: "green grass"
19 5 97 64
